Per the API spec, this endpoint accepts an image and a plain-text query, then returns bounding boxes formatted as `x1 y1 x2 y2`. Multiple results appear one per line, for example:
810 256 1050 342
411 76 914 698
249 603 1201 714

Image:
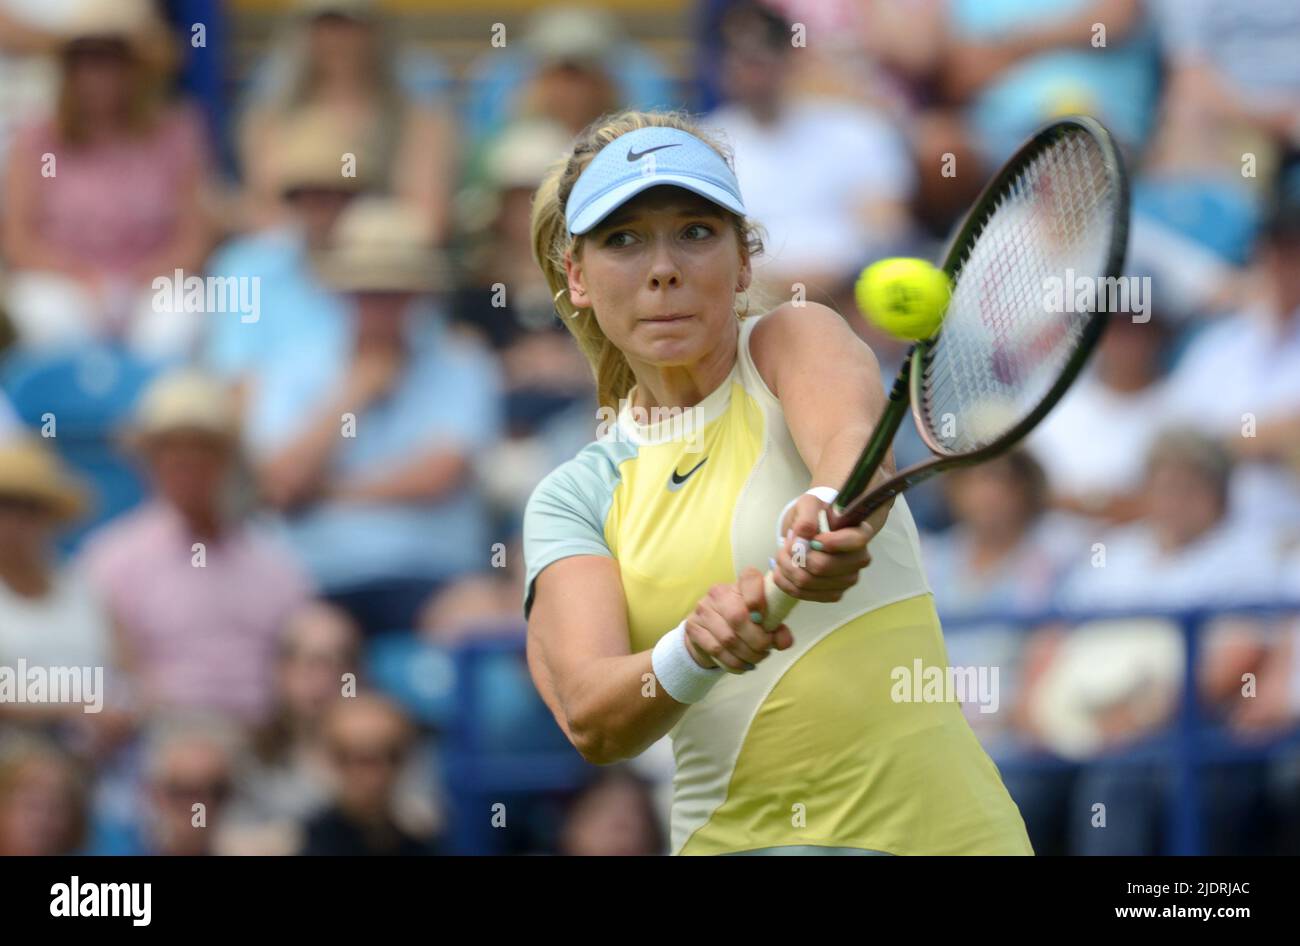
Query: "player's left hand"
772 494 874 603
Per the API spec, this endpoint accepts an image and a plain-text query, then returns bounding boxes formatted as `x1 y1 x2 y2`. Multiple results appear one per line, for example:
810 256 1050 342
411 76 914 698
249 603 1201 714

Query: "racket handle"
761 570 799 631
757 505 830 632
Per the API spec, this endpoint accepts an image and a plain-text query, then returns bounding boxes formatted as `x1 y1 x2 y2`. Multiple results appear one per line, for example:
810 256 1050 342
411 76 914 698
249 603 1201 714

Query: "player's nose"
646 244 682 289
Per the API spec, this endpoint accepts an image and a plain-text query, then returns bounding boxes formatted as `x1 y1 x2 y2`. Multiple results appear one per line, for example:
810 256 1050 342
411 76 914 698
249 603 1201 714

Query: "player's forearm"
556 652 689 764
810 424 897 533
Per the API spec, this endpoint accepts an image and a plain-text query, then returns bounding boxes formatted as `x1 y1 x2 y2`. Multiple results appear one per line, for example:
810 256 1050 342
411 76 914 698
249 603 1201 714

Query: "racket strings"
923 129 1117 454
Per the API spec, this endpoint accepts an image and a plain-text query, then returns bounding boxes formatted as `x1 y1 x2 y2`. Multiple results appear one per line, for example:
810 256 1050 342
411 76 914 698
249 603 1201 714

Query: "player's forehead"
595 186 728 229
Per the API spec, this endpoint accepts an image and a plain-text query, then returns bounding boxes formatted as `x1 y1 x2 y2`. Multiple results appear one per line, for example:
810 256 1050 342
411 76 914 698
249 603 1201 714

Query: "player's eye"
603 230 637 248
682 223 714 241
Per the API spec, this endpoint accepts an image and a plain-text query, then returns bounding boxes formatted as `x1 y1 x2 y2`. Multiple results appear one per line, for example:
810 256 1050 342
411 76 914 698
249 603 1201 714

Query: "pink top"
80 501 313 724
10 105 208 275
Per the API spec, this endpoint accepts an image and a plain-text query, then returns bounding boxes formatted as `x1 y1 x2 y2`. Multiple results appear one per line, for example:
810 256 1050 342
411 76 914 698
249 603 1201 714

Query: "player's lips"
641 313 693 323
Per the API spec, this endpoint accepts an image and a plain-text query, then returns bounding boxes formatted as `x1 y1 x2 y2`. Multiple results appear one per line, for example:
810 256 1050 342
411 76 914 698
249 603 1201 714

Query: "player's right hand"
684 567 794 674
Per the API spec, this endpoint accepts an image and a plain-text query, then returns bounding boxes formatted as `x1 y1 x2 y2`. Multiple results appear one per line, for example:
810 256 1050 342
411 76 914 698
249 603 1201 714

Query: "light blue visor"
564 126 747 235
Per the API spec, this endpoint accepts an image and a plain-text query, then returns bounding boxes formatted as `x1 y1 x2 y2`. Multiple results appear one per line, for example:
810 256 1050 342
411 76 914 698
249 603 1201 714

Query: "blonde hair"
530 109 765 411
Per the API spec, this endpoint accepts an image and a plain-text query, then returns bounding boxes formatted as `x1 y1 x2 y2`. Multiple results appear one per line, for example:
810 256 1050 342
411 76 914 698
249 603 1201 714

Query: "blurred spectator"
1143 1 1300 245
204 107 369 390
1028 308 1173 522
937 0 1157 162
0 389 19 440
451 119 597 517
80 370 313 725
299 692 439 855
1 0 213 359
1014 432 1288 854
902 0 1155 232
137 716 240 856
1131 4 1300 313
418 536 524 645
0 437 127 749
1024 431 1278 757
1148 0 1300 163
926 451 1082 618
0 736 88 855
462 5 671 145
1054 430 1284 612
238 0 455 241
0 0 71 175
1162 185 1300 533
557 769 666 856
922 451 1083 750
219 602 361 855
707 0 915 302
245 198 502 633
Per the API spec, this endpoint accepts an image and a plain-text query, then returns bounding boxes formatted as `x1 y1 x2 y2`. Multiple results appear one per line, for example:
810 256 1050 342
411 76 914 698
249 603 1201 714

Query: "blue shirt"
245 305 503 591
203 227 348 379
950 0 1160 164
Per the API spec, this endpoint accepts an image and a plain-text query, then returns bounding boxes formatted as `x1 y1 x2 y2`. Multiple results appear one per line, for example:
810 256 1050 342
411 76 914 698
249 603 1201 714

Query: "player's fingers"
775 537 864 590
793 544 872 579
811 521 875 555
770 556 846 602
684 618 750 674
700 588 770 664
736 566 768 618
787 493 829 540
771 625 794 650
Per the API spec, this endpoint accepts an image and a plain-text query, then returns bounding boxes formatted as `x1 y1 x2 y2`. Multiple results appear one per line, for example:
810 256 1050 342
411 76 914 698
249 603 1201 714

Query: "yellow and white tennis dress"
523 313 1033 855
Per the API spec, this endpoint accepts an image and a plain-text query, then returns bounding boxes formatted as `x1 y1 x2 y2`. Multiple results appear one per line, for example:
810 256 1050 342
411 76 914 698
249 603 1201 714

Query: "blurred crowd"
0 0 1298 856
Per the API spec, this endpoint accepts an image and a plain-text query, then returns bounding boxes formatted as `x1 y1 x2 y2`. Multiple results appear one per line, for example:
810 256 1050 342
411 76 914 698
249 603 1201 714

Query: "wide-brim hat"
317 197 449 293
0 437 89 523
484 120 572 192
57 0 176 72
525 7 618 66
274 107 376 196
123 370 240 449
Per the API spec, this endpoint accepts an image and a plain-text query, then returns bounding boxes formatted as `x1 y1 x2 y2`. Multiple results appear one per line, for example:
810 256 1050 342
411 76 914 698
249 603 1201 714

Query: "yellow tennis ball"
854 257 950 341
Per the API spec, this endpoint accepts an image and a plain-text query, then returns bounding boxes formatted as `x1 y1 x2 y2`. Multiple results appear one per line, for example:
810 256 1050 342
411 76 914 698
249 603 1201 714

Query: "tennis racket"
760 115 1130 630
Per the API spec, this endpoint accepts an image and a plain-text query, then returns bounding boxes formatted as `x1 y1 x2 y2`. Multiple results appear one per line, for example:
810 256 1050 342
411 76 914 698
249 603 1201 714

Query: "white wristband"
774 486 838 544
652 621 722 704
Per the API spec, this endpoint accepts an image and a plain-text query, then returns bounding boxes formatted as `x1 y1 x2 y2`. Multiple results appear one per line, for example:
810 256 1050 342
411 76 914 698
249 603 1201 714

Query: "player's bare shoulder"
749 301 876 400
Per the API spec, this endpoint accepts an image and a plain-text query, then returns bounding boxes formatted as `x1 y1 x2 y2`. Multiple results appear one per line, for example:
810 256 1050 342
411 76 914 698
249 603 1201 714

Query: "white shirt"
1028 370 1171 501
706 99 914 281
1055 520 1284 611
0 0 82 164
1162 306 1300 528
0 565 112 670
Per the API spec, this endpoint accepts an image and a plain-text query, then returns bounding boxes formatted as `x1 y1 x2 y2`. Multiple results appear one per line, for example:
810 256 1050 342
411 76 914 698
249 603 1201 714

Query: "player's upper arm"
521 453 629 726
751 302 891 477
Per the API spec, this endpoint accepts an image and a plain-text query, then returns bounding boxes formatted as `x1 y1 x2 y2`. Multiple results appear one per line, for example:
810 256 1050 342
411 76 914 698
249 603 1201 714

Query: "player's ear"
564 247 592 309
736 252 752 293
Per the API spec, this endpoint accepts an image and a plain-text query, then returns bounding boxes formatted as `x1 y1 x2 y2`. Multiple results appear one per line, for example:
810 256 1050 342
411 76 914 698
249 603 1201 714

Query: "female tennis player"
524 110 1032 855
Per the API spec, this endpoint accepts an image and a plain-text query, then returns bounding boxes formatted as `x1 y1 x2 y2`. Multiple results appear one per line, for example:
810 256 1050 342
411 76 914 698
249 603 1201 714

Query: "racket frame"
833 115 1130 527
766 115 1130 629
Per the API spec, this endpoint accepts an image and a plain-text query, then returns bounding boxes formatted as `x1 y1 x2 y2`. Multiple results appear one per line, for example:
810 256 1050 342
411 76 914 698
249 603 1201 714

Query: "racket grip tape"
757 506 831 632
761 571 798 631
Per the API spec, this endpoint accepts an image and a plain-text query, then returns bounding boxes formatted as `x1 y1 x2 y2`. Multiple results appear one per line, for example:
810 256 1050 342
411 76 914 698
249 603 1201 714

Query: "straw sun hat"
0 438 89 523
317 197 449 294
56 0 176 71
123 371 240 450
